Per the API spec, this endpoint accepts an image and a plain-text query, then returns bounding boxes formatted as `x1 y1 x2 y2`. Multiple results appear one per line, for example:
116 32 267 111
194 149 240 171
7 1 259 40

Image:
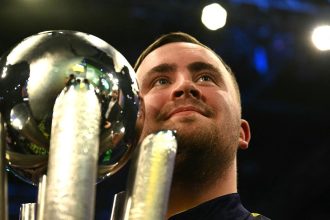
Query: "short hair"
134 32 242 114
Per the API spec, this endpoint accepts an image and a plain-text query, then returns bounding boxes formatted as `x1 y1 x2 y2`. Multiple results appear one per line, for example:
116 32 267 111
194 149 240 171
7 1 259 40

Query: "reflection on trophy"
0 31 177 220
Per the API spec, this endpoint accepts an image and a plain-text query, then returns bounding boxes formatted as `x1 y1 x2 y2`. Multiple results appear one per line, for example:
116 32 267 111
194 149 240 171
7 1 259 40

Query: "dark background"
1 0 330 219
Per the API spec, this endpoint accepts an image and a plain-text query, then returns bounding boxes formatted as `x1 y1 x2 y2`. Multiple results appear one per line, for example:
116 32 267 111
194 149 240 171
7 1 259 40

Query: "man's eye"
153 78 170 86
197 75 213 82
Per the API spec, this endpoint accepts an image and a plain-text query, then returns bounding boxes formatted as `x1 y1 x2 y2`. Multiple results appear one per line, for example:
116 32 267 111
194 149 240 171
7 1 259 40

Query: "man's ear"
238 119 251 150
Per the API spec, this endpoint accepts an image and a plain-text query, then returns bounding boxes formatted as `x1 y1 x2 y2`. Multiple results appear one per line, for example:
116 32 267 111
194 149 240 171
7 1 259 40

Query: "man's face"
135 42 249 186
136 42 241 141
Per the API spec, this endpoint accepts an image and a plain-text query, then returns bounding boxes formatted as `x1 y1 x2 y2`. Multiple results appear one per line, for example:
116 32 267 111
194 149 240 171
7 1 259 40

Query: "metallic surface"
42 81 100 219
0 113 8 220
19 203 36 220
36 175 46 220
110 191 126 220
0 30 139 185
123 130 177 220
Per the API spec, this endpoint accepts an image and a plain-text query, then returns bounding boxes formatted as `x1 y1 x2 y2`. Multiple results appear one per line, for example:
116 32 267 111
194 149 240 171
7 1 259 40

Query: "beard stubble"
171 119 239 192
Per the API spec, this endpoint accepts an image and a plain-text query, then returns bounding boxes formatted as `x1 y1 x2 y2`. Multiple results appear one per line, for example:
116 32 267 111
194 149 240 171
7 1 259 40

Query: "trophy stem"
19 203 36 220
36 175 47 220
122 130 177 220
110 191 126 220
42 81 101 220
0 112 8 220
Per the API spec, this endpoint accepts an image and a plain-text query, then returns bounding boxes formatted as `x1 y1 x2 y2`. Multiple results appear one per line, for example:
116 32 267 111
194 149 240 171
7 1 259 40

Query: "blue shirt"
168 193 270 220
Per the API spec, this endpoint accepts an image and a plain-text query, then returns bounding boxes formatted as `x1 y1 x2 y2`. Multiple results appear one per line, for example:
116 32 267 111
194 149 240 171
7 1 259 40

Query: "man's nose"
171 80 201 99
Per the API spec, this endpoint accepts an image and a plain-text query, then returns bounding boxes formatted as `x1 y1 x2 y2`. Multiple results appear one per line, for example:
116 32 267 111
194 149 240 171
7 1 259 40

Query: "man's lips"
168 106 205 118
156 99 215 121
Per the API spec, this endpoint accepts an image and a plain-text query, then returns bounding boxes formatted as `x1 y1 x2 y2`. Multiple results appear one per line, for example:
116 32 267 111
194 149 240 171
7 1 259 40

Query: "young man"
134 32 270 220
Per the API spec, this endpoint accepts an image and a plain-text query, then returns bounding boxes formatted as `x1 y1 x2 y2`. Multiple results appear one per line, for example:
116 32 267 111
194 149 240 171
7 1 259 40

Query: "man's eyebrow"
187 62 220 73
146 63 177 75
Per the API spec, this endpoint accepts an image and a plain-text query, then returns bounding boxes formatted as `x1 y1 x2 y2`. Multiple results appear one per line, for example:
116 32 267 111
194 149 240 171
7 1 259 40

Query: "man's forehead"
145 42 216 61
137 42 227 75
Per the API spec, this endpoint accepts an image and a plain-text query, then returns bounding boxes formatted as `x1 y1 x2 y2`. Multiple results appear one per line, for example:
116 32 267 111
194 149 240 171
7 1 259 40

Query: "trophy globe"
0 30 139 186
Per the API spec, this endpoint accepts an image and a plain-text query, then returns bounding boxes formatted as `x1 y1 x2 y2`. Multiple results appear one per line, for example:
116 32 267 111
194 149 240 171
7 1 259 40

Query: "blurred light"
201 3 227 31
11 118 23 130
101 78 110 90
311 25 330 51
71 64 85 73
253 46 269 75
1 66 7 78
112 85 119 91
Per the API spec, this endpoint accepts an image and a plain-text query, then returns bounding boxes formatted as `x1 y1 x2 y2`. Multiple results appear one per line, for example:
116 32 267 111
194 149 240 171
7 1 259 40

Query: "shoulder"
251 213 271 220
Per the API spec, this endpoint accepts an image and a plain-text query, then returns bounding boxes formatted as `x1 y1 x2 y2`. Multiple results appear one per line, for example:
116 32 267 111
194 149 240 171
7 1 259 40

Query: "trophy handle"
19 203 36 220
41 80 101 220
122 130 177 220
36 175 47 220
110 191 126 220
0 112 8 220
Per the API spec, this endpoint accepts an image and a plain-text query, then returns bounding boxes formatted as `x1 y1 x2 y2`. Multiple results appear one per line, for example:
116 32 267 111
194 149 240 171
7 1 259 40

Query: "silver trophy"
0 30 177 220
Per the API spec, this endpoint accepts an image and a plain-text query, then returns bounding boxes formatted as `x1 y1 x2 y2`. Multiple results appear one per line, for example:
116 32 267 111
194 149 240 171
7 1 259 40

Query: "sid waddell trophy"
0 30 178 220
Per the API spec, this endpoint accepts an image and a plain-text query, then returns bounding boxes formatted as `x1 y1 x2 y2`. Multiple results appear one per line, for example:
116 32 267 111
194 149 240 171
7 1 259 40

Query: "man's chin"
170 119 209 135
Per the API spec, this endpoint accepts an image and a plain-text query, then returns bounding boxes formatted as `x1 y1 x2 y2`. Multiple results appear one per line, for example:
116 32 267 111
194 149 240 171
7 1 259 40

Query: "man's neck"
166 160 237 219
